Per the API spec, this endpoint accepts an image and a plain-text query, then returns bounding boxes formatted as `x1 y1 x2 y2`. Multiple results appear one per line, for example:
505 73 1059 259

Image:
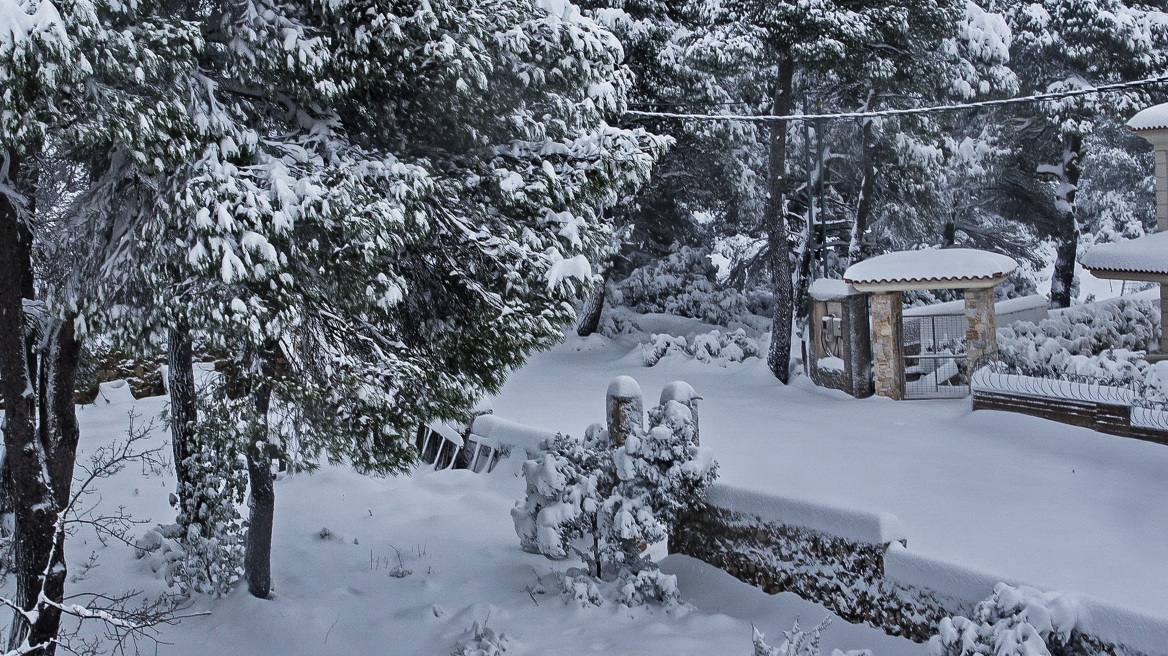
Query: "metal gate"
903 313 969 399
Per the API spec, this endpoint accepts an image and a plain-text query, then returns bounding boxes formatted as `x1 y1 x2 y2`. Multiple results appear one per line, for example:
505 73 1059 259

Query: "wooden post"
606 376 643 447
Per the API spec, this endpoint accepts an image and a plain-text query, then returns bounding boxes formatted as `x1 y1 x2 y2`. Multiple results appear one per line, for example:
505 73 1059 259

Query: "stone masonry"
870 292 904 400
964 287 997 368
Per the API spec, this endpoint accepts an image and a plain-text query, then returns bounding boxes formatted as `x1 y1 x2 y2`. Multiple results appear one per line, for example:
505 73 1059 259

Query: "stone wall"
670 492 1161 656
670 502 950 643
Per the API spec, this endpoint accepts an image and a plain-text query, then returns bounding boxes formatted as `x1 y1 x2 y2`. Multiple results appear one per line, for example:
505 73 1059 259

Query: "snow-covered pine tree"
142 0 667 599
690 0 972 381
575 0 764 338
0 0 202 649
514 398 715 601
992 0 1168 307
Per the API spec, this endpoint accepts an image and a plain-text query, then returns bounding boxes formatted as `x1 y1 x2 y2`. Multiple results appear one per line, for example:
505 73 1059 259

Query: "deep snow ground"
61 381 920 655
491 326 1168 618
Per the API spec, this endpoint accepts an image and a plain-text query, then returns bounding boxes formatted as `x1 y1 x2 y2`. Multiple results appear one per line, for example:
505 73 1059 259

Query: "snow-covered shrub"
165 390 248 596
929 583 1076 656
995 298 1160 383
753 619 869 656
452 620 509 656
613 246 771 326
642 329 761 366
512 399 717 605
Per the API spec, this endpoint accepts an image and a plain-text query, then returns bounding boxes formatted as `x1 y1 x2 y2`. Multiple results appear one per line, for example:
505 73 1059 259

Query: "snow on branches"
512 395 716 606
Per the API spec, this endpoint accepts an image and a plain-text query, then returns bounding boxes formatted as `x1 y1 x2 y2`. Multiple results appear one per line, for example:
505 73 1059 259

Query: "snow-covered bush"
613 246 771 326
929 583 1077 656
452 620 509 656
752 619 870 656
994 298 1160 383
512 399 717 605
642 329 761 366
163 389 248 596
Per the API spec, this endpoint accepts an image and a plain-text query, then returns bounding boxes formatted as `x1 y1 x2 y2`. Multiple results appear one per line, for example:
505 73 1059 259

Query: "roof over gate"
843 248 1018 292
1080 231 1168 282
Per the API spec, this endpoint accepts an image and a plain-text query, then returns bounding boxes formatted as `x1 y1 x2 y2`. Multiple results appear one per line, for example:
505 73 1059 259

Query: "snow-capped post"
659 381 701 444
606 376 644 447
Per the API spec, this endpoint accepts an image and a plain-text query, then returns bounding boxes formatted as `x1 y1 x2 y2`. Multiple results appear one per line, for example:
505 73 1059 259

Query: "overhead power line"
623 75 1168 123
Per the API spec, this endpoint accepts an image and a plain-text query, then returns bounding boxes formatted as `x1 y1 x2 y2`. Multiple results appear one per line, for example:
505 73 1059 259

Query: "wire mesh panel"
903 313 969 399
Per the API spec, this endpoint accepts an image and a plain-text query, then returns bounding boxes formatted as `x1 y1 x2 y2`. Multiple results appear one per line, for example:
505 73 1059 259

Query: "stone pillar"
869 293 904 400
964 287 997 369
606 375 643 447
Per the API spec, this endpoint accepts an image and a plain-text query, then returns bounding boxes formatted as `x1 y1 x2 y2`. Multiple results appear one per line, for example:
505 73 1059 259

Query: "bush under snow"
993 298 1168 397
752 619 871 656
930 583 1078 656
612 246 771 327
642 329 761 367
512 397 717 606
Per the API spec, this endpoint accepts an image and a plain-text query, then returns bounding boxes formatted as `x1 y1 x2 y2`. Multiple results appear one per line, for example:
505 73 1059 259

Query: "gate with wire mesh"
903 313 969 399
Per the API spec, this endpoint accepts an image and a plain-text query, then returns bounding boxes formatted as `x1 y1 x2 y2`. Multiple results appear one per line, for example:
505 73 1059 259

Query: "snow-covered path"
491 328 1168 618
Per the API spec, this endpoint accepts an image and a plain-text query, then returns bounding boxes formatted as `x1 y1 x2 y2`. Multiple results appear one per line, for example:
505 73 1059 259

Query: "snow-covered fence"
970 364 1168 446
672 483 1168 655
414 413 558 473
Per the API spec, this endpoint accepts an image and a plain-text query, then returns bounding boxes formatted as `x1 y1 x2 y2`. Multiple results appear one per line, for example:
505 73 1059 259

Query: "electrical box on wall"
807 280 873 399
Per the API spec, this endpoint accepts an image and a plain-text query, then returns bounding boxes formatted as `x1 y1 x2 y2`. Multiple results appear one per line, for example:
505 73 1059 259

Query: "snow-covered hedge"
993 298 1166 396
641 329 761 367
612 246 771 327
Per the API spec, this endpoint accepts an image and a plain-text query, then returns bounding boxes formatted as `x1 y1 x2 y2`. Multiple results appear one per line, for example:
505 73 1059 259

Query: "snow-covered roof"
1080 231 1168 279
808 278 860 300
1128 102 1168 132
843 248 1018 292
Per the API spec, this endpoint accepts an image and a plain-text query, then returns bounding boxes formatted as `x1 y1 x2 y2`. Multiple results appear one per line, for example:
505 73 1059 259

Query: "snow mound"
470 414 556 453
809 278 860 300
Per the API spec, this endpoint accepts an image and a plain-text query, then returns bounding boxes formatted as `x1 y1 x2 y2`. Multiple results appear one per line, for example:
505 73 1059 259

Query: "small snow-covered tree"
513 398 716 603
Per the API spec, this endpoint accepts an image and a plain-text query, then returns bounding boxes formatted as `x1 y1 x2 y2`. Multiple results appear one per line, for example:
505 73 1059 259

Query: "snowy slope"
491 328 1168 618
54 377 921 655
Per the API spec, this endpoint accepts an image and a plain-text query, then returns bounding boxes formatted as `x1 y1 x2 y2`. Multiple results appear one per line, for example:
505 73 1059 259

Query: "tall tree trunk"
20 318 82 656
849 118 876 266
168 325 197 500
244 360 274 599
1049 135 1083 309
0 154 52 656
766 58 797 383
576 270 609 337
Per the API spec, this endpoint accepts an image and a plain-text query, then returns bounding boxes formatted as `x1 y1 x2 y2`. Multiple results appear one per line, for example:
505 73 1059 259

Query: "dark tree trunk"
244 363 274 599
849 118 876 266
1048 135 1083 309
16 318 82 656
576 270 609 337
1 154 60 656
168 325 197 498
766 58 797 383
1 200 37 534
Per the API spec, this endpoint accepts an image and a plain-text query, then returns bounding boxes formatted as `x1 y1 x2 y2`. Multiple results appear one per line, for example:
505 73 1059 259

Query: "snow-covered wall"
705 483 904 545
675 482 1168 655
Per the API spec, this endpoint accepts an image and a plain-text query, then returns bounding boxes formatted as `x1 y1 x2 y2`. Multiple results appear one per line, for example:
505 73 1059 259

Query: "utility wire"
623 75 1168 122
